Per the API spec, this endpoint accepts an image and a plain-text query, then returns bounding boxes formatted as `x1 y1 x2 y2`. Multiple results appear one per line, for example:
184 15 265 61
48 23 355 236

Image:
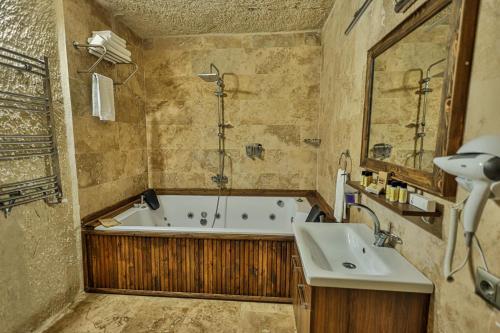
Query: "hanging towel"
92 73 115 121
334 169 348 222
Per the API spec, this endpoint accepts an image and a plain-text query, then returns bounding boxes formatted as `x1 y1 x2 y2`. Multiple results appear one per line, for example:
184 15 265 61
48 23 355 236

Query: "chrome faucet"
133 195 147 209
347 203 402 247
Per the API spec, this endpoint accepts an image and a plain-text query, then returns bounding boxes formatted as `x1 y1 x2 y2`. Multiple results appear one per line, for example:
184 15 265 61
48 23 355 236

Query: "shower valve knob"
245 143 264 159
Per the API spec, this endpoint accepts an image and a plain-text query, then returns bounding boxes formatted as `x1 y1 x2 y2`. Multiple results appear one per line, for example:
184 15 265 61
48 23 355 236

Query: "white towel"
92 30 127 47
92 73 115 121
88 35 131 58
334 169 348 222
101 35 131 56
88 35 131 63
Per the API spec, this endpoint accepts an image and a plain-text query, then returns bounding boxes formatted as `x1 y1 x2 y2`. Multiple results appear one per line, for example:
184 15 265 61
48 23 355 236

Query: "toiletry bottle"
388 181 394 201
361 171 366 187
385 179 392 200
390 181 399 202
399 182 408 203
395 181 401 202
366 172 373 186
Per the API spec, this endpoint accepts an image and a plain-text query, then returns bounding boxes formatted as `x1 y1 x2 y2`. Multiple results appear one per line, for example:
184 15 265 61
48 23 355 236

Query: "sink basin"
293 222 433 293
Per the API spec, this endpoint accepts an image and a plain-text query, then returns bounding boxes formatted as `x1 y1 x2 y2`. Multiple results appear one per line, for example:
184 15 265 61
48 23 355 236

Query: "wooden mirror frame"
360 0 480 198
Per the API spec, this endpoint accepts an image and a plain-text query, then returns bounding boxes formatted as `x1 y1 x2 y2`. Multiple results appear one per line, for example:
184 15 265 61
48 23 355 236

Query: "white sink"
293 222 433 293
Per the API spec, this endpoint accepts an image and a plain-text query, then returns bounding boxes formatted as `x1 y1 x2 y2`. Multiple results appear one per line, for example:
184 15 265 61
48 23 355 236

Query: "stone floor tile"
42 294 296 333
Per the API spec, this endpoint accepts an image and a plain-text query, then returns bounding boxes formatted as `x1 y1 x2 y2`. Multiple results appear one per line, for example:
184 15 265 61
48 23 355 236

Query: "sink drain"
342 262 357 269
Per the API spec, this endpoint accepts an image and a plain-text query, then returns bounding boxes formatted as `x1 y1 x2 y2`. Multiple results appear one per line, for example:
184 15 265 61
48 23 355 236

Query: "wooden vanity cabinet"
291 246 430 333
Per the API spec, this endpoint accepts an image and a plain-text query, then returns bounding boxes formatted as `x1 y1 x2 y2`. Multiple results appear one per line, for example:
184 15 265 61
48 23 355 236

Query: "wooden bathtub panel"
84 233 294 302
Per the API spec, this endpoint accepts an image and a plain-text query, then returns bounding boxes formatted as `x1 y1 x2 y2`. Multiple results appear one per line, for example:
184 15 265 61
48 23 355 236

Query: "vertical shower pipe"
211 64 227 228
215 70 227 189
417 58 446 169
197 64 229 227
406 68 424 169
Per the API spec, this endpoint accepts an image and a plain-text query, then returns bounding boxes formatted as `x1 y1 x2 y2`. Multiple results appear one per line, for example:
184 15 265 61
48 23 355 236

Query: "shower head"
197 63 222 83
197 73 219 82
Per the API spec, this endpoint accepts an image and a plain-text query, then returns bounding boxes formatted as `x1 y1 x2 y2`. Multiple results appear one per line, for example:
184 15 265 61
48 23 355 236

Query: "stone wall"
0 0 81 332
318 0 500 332
143 32 321 189
63 0 148 217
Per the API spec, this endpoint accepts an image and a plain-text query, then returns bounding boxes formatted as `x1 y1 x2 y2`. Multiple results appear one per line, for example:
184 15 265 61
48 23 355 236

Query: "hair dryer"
434 135 500 246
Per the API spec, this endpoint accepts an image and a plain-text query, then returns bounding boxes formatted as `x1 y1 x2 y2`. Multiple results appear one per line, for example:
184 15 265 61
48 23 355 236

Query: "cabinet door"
292 255 311 333
291 255 301 327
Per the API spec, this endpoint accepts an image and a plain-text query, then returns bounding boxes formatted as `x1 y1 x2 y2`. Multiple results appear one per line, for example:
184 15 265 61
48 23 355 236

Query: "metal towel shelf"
72 41 138 86
0 46 62 217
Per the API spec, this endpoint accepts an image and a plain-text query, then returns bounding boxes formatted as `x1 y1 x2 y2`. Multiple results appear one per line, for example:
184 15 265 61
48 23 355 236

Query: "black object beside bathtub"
306 204 326 222
143 189 160 210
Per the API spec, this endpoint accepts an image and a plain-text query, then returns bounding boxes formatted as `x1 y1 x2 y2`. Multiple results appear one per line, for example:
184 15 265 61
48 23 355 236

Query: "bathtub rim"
81 188 334 229
83 227 295 241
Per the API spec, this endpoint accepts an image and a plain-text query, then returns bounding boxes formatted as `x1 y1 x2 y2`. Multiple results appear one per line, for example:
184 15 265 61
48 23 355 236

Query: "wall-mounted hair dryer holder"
434 135 500 309
245 143 264 160
434 135 500 246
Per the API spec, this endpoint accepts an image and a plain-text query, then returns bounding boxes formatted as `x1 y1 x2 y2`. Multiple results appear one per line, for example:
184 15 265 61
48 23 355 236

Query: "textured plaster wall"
318 0 500 332
63 0 148 217
0 0 81 332
143 32 321 189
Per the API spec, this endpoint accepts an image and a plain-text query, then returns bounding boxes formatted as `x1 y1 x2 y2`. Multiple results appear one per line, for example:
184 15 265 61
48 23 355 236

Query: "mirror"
361 0 480 197
369 6 450 172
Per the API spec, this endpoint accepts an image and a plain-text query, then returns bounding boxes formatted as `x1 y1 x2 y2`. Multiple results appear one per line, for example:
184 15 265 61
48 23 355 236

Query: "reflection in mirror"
368 5 451 173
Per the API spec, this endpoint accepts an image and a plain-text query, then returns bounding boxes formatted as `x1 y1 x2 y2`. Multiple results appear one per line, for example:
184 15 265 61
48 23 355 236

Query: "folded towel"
88 35 131 63
334 169 348 222
89 47 128 64
92 30 127 47
104 36 131 57
99 218 121 228
92 73 115 121
89 34 131 57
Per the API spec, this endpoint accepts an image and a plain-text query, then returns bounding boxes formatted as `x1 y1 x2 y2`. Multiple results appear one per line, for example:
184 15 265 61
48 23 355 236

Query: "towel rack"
72 41 138 86
338 149 352 172
0 46 62 217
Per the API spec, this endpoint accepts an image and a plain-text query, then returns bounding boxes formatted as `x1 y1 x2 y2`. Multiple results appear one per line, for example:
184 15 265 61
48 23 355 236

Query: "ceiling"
95 0 336 38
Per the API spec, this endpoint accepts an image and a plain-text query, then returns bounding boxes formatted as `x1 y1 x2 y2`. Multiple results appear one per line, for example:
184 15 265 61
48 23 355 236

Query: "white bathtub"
96 195 312 235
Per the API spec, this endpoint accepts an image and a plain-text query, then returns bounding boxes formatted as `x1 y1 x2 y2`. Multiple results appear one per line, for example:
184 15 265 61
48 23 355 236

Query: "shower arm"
425 58 446 80
421 58 446 125
210 64 221 79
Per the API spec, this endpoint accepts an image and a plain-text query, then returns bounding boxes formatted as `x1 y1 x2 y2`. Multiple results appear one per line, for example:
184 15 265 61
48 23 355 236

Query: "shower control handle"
246 143 264 160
